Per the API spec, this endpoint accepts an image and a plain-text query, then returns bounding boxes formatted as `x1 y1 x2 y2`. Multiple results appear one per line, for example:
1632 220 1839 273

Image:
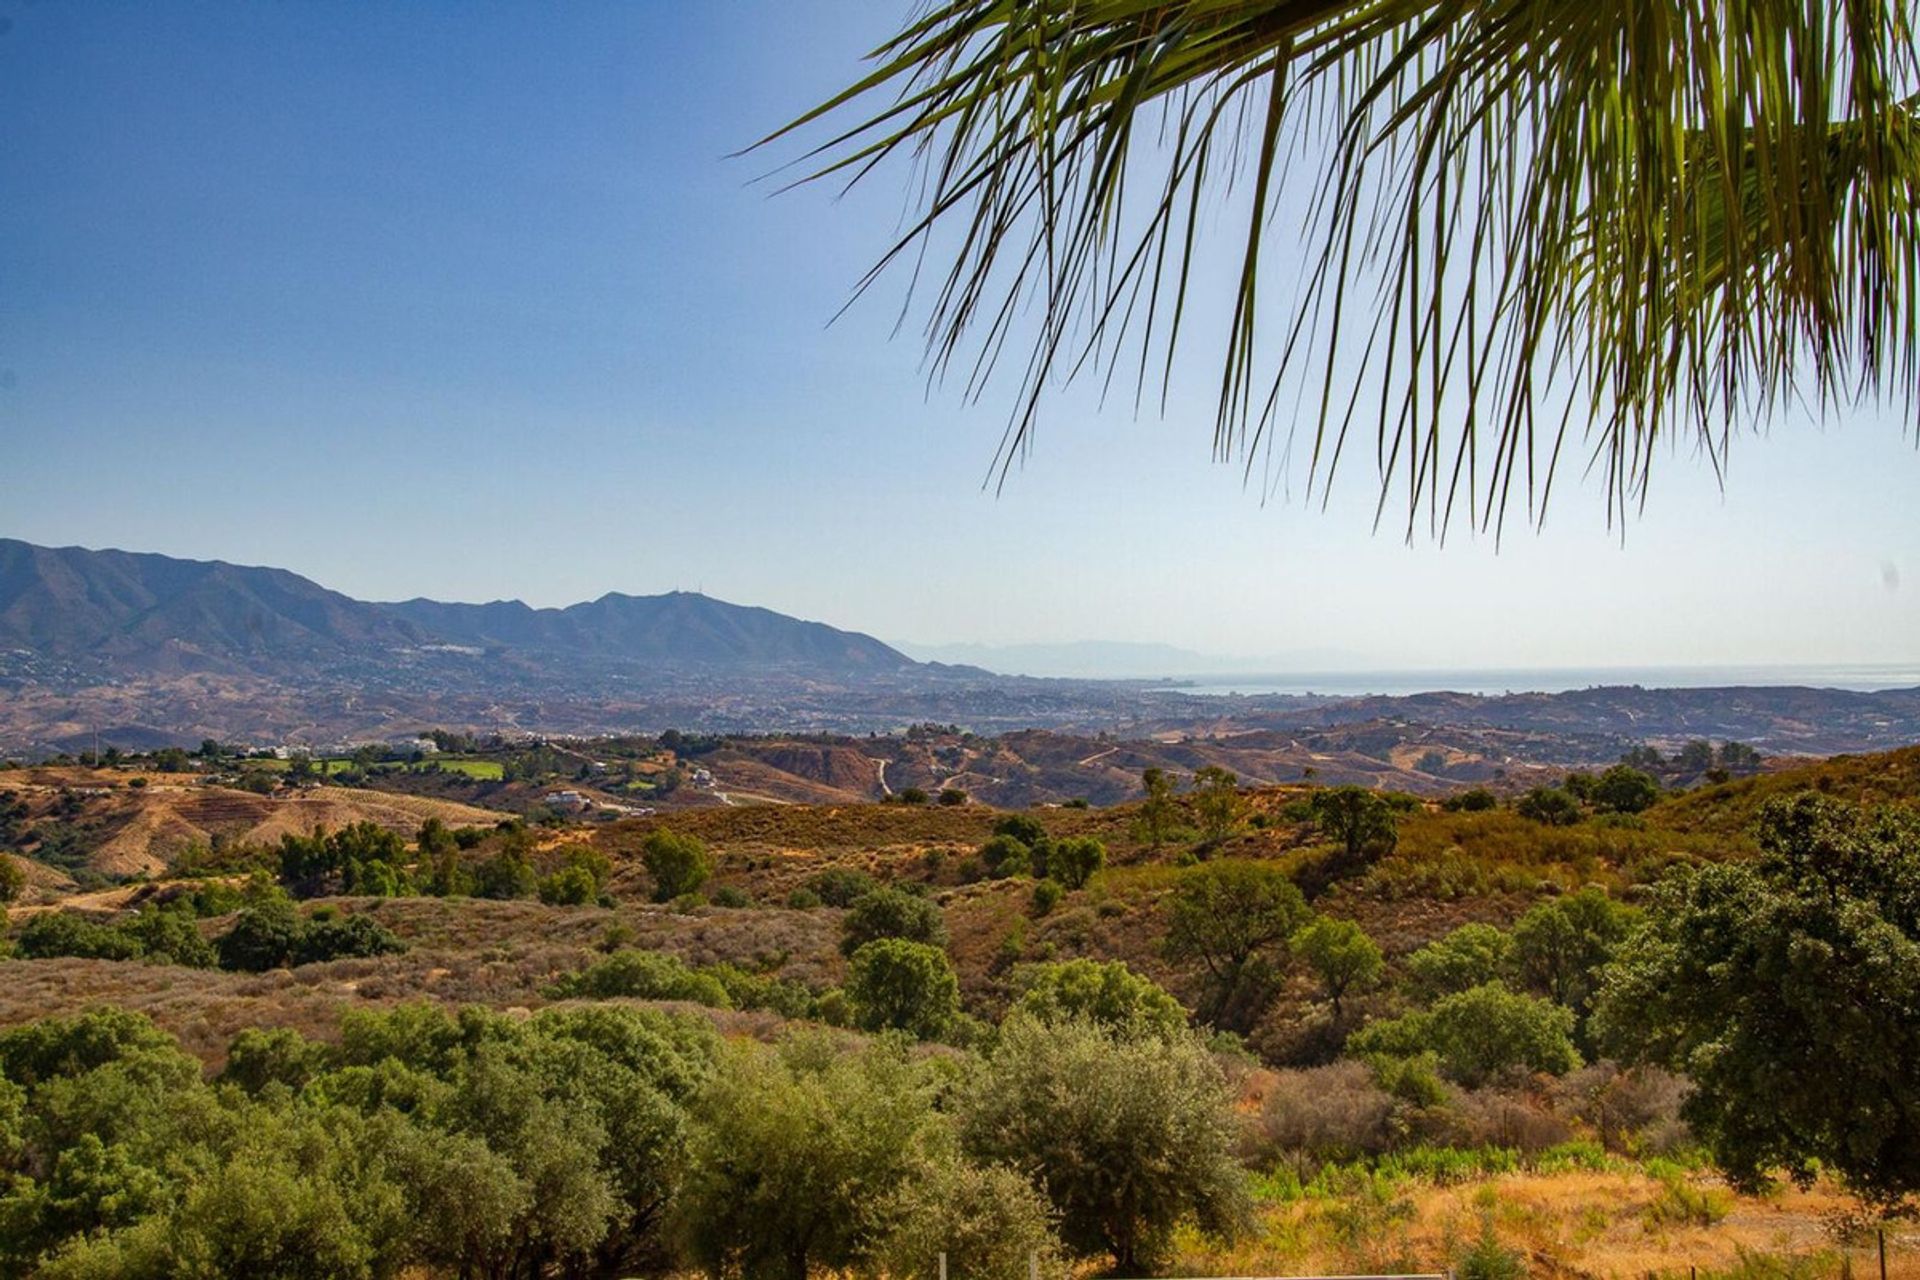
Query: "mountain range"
0 539 914 676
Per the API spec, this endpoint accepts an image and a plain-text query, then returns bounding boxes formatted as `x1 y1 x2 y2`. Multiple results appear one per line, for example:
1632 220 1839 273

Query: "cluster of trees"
1513 766 1662 826
0 996 1252 1278
8 879 406 973
1161 856 1640 1080
973 815 1107 906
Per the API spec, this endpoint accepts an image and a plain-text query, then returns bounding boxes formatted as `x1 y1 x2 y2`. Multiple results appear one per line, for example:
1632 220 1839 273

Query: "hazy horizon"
3 2 1915 672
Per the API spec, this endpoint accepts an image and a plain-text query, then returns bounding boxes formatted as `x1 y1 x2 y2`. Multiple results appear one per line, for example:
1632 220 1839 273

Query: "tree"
778 2 1920 531
0 856 23 903
1675 739 1716 773
1290 917 1383 1019
844 939 960 1039
677 1036 949 1280
1047 836 1106 890
977 834 1032 879
805 867 877 907
873 1159 1065 1280
1590 765 1660 814
1190 766 1243 847
840 888 948 956
1404 923 1515 1002
1307 787 1399 874
1510 887 1636 1032
1136 767 1177 850
1516 786 1583 826
215 886 306 972
1442 787 1498 813
1718 741 1762 771
1010 959 1188 1041
1349 982 1581 1087
1162 863 1311 1031
961 1018 1249 1272
1594 794 1920 1204
641 829 712 903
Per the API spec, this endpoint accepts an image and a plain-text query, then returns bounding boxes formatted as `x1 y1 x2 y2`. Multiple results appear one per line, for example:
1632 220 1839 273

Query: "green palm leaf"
766 0 1920 533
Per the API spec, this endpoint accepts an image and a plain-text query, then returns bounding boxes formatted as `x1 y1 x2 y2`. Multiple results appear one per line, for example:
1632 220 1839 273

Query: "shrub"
937 788 968 807
1048 836 1106 889
642 829 712 902
293 912 405 965
840 888 947 957
0 857 22 903
1258 1060 1397 1161
1455 1215 1526 1280
1403 923 1515 1002
1010 959 1188 1040
844 939 959 1039
1350 982 1581 1087
15 911 145 962
961 1017 1251 1271
547 949 733 1008
119 906 217 968
1643 1174 1730 1227
537 864 599 906
978 834 1032 879
1030 879 1064 916
992 814 1049 849
709 885 752 909
1591 765 1660 814
874 1159 1066 1280
785 887 823 909
806 867 878 907
215 889 404 972
1516 787 1583 826
676 1036 949 1280
1443 788 1499 813
471 844 538 900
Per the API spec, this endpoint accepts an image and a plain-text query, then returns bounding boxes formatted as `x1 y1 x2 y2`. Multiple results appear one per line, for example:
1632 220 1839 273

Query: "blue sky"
1 2 1915 673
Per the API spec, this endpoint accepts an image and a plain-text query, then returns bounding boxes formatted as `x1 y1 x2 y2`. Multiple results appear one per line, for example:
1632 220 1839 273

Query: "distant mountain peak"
0 538 916 676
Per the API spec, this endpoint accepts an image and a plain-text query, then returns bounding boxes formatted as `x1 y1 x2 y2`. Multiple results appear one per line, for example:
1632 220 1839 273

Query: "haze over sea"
1153 663 1920 697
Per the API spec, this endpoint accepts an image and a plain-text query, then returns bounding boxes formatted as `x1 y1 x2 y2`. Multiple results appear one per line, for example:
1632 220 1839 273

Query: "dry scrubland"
2 747 1918 1277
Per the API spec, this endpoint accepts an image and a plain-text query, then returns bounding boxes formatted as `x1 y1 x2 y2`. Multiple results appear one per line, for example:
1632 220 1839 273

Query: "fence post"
938 1252 947 1280
1028 1251 1038 1280
1880 1227 1888 1280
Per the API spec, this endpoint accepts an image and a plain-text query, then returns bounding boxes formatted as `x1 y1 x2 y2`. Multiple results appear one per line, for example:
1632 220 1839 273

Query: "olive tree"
961 1017 1250 1272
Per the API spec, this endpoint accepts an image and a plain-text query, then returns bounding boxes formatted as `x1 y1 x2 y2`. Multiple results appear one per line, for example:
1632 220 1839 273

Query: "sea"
1150 663 1920 699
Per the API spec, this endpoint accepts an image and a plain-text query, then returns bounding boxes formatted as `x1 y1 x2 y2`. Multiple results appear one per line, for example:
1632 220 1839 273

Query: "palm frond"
767 0 1920 533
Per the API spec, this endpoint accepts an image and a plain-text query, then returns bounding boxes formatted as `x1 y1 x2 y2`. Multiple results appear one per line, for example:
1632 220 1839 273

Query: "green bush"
840 887 947 956
978 834 1032 879
844 939 959 1039
1403 923 1515 1001
806 867 877 907
546 948 734 1007
642 829 712 902
961 1017 1251 1271
1030 878 1064 916
1010 959 1188 1040
1048 836 1106 889
1348 982 1580 1086
1516 787 1583 826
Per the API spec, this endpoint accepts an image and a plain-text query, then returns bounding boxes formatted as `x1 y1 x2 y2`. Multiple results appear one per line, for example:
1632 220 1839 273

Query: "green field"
237 756 504 780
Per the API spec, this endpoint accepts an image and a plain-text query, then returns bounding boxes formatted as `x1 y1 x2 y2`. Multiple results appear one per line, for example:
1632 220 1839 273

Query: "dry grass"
1174 1168 1920 1280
